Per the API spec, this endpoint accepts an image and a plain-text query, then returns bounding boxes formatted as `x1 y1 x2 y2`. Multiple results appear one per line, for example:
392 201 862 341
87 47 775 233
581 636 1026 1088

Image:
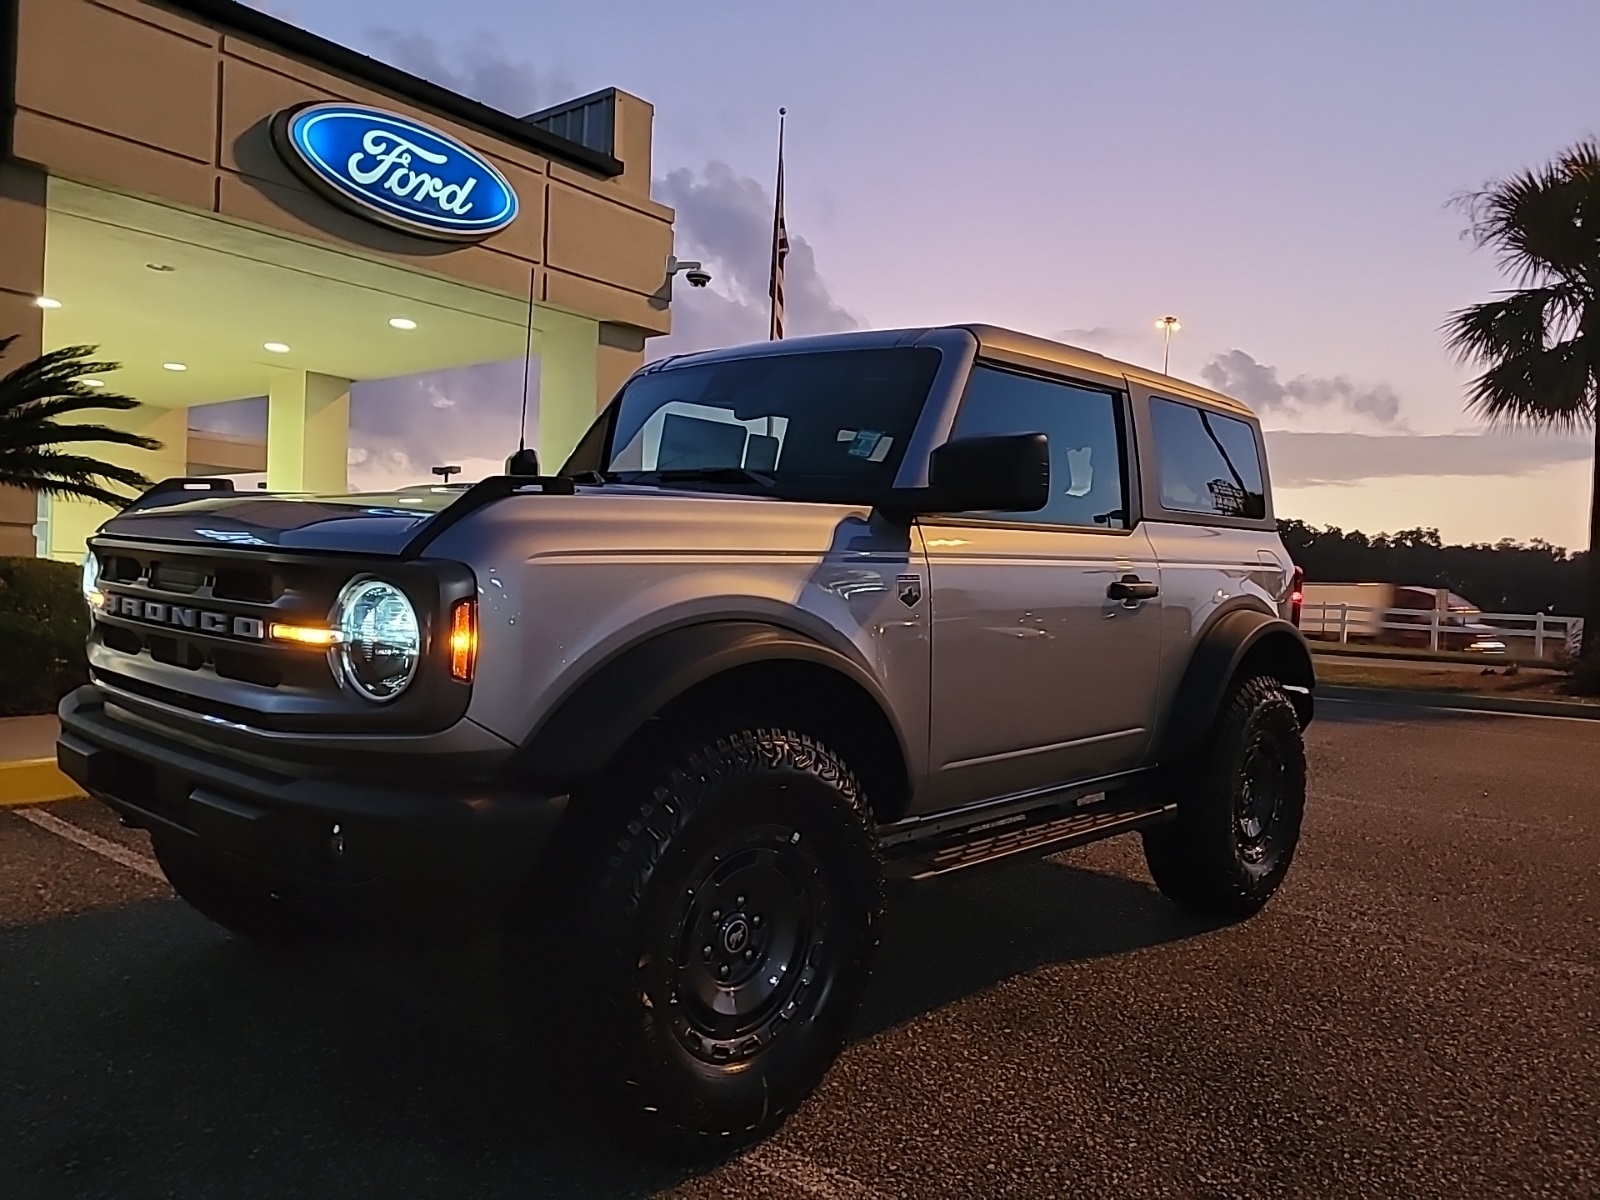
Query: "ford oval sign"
271 102 519 242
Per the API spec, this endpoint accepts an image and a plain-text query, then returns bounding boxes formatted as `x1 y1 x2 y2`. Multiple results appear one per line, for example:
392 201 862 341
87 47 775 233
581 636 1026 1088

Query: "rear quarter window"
1149 398 1266 520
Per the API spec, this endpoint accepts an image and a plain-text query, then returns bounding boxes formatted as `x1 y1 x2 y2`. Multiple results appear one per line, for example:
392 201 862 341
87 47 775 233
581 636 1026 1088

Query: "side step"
882 796 1176 881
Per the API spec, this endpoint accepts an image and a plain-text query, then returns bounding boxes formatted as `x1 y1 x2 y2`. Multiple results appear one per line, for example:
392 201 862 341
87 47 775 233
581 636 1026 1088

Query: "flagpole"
768 107 787 341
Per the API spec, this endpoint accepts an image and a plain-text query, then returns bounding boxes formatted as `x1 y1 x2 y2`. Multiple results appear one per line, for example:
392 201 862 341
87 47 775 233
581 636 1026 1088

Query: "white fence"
1303 602 1584 660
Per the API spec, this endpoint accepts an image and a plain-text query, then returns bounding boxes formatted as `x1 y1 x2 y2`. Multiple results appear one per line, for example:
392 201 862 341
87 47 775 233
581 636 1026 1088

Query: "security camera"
666 256 712 290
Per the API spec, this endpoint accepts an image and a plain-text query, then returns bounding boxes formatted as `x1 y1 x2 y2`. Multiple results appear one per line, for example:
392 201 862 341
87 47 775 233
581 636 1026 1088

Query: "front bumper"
57 687 565 926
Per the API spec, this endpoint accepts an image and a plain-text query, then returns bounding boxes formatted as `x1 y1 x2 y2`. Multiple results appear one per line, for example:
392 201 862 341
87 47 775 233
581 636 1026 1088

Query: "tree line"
1278 520 1589 616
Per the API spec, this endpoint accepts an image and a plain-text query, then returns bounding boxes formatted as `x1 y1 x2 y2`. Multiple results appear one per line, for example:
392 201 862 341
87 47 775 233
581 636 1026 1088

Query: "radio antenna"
518 264 536 452
505 265 541 475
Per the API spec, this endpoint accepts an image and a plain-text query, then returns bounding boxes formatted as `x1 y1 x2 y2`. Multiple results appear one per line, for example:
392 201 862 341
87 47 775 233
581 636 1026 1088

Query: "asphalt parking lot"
1 700 1595 1200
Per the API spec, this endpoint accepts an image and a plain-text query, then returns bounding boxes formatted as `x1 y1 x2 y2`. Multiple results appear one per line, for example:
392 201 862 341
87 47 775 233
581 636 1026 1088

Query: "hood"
96 487 465 555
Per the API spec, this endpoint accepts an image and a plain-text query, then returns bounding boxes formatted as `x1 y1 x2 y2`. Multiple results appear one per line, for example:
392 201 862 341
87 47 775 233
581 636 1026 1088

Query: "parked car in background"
1301 582 1507 653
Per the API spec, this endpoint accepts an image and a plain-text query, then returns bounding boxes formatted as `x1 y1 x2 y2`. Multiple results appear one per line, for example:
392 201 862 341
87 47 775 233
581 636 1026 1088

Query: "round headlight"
333 579 420 701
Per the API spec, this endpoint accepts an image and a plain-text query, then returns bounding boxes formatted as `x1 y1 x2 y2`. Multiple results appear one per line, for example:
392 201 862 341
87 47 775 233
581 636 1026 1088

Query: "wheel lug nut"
751 915 762 929
718 964 730 980
744 949 755 961
703 944 713 960
736 896 746 907
710 909 721 922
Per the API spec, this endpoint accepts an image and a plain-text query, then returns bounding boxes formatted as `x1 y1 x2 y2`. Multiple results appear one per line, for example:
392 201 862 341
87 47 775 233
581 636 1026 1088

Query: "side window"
1149 398 1266 519
950 365 1127 528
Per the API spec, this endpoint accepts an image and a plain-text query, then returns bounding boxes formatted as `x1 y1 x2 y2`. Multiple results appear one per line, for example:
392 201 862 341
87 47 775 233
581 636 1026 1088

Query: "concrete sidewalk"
0 714 79 807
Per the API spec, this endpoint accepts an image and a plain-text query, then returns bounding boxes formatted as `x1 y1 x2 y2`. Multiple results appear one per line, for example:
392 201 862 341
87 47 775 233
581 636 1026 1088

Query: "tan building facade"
1 0 678 559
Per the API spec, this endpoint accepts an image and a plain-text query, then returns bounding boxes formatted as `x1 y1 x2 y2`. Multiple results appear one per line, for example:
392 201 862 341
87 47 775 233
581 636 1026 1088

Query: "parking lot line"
12 807 164 882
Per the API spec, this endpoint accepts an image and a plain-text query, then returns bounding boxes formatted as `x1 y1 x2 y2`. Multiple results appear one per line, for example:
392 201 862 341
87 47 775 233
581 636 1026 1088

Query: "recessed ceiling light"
263 342 291 354
162 362 188 372
35 297 61 309
145 263 175 273
388 317 417 330
83 379 105 389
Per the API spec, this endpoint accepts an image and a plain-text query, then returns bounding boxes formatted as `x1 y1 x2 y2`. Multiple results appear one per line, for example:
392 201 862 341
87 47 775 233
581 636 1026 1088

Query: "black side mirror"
905 433 1050 515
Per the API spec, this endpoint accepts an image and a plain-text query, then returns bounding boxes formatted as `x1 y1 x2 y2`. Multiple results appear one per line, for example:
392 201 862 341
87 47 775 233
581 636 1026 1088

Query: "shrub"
0 556 89 717
1570 646 1600 697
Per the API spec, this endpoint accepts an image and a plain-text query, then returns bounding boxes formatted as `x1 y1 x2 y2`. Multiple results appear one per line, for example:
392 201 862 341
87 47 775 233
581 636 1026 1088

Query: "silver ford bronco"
58 324 1313 1156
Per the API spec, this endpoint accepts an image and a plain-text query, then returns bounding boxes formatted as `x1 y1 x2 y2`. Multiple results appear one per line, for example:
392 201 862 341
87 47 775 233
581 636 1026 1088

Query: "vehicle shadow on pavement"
855 856 1224 1040
0 858 1217 1198
0 901 690 1200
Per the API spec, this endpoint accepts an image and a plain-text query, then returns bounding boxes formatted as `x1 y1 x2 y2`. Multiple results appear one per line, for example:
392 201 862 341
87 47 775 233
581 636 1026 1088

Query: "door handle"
1107 575 1159 603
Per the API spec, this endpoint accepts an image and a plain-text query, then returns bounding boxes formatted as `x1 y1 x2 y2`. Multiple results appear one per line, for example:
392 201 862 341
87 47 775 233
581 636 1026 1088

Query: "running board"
882 797 1176 881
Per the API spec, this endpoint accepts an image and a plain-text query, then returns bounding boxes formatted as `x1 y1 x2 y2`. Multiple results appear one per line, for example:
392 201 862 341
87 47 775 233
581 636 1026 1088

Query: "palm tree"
1445 138 1600 668
0 336 160 507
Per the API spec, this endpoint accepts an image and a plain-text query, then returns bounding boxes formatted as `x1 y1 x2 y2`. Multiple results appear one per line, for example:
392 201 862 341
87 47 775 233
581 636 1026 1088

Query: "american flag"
769 109 789 341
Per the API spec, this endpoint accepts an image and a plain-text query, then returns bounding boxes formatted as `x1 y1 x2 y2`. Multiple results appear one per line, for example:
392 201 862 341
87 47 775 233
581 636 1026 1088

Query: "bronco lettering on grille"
99 593 265 641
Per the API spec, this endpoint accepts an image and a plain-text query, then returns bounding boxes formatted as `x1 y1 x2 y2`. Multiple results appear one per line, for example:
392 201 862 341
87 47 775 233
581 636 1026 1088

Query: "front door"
922 364 1162 811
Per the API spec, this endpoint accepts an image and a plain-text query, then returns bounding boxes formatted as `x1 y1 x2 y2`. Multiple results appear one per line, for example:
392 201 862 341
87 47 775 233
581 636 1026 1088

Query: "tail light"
1288 565 1305 627
448 599 478 682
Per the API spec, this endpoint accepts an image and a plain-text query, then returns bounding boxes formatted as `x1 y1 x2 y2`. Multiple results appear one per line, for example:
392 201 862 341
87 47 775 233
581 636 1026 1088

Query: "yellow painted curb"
0 758 84 808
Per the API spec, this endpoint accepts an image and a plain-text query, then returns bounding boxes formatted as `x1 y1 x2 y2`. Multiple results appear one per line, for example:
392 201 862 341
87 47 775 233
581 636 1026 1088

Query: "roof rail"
123 477 237 513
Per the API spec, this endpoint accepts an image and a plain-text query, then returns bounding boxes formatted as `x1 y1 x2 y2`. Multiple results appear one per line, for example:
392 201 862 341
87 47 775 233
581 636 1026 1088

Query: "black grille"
213 565 275 604
83 536 476 736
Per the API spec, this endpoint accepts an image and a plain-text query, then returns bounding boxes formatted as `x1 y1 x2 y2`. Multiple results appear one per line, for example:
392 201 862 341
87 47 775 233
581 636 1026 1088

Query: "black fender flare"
514 620 908 784
1156 607 1315 763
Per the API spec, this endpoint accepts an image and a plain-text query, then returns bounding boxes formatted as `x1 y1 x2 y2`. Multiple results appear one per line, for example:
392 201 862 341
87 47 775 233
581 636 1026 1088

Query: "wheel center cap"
720 915 751 955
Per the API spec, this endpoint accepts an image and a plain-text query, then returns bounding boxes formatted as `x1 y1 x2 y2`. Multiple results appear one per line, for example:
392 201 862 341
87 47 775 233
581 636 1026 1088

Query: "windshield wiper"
647 467 780 490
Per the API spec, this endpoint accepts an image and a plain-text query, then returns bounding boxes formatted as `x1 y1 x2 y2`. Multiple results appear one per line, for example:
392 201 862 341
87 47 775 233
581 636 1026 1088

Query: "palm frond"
1461 337 1595 432
0 446 152 500
1444 287 1578 364
0 388 143 425
0 420 162 454
1453 138 1600 287
0 474 145 508
0 341 162 506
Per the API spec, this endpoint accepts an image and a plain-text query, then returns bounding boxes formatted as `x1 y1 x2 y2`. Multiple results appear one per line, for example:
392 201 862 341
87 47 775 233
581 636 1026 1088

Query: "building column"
43 404 188 562
537 313 600 470
267 371 350 493
1 165 48 556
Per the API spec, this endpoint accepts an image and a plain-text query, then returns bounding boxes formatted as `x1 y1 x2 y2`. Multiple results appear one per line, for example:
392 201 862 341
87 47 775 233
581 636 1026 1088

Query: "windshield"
592 347 941 501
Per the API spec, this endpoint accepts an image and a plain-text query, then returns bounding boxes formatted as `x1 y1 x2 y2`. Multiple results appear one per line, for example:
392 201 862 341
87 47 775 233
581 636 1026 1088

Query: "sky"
236 0 1600 549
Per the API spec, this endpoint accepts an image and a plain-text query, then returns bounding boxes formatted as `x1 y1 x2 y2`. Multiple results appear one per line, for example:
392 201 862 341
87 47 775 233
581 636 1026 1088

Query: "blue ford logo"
272 102 519 242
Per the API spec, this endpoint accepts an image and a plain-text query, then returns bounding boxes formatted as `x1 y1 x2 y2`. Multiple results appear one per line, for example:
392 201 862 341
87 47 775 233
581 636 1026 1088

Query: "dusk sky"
244 0 1600 549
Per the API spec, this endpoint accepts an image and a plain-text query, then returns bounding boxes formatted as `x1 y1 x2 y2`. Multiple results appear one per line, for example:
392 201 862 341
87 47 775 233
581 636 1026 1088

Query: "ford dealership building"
0 0 676 558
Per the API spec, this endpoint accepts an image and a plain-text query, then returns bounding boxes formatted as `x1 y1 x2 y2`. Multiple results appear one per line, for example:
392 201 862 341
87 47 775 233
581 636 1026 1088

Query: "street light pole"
1155 316 1181 374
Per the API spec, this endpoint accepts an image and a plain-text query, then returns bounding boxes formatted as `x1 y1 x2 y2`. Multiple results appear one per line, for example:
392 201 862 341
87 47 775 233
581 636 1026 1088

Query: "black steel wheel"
511 726 881 1158
1142 674 1307 917
152 837 326 946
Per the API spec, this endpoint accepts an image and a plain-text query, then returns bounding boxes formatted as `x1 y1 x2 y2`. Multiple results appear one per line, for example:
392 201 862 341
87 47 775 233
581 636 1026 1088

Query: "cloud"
348 360 532 488
652 163 862 357
1264 429 1592 487
363 28 576 115
1203 350 1403 427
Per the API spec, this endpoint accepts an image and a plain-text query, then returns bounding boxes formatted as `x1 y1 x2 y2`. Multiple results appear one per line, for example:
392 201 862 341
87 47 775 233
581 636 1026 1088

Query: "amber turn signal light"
270 622 341 647
449 599 477 682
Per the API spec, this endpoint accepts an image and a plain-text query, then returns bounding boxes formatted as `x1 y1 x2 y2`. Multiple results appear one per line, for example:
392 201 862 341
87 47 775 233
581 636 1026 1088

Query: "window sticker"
1065 446 1093 497
848 430 885 459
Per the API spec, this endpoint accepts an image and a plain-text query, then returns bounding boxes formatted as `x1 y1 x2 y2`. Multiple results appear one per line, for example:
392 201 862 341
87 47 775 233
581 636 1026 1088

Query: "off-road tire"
152 837 326 946
1142 674 1306 918
512 726 881 1159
